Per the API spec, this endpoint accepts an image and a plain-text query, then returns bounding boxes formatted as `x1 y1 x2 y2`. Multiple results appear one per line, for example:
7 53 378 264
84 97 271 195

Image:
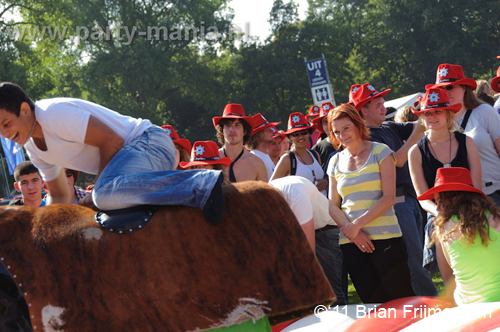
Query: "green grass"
347 272 445 304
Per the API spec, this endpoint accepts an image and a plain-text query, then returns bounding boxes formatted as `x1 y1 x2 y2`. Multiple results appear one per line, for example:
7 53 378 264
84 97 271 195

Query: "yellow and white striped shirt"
327 142 402 245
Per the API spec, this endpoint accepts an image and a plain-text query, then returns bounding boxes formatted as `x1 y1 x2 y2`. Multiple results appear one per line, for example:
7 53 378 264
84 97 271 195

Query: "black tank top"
417 131 469 189
223 148 245 183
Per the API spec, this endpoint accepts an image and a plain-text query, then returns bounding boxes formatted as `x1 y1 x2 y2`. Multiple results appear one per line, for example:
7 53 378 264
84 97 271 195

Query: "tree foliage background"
1 0 499 144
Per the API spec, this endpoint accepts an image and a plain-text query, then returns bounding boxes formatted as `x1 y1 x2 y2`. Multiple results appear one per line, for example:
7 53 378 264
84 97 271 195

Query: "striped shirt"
327 142 402 244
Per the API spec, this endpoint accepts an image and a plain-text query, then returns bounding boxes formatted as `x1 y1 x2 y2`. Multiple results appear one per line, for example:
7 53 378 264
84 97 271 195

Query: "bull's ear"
14 182 20 192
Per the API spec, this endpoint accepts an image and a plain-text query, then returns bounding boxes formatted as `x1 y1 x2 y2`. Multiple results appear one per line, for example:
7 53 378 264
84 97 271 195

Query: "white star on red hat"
429 92 440 103
439 67 449 78
195 145 205 156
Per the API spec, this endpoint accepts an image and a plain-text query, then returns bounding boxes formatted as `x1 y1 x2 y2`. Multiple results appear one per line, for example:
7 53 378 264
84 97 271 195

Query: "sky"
230 0 309 41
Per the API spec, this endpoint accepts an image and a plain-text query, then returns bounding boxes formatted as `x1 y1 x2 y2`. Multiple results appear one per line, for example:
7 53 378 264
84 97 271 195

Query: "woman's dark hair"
432 191 500 247
463 85 483 110
0 82 35 116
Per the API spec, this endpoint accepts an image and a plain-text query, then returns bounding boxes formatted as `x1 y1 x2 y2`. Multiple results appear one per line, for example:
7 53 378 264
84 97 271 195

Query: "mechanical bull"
0 181 334 331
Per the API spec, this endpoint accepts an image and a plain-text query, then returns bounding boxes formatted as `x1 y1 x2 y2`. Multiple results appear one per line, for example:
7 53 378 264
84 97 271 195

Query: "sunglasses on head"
290 129 310 137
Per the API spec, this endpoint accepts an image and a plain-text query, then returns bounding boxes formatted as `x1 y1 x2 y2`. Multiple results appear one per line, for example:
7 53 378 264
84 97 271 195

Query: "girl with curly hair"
419 167 500 305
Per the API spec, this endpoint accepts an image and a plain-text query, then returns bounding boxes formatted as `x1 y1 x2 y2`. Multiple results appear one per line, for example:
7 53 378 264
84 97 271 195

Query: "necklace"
427 132 452 168
27 119 37 140
295 150 317 183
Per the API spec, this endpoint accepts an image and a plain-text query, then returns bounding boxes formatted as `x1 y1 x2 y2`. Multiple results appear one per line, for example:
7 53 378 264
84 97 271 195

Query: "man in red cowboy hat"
349 82 437 297
350 83 426 168
311 101 338 167
305 105 323 147
268 128 286 165
247 113 280 179
213 104 267 183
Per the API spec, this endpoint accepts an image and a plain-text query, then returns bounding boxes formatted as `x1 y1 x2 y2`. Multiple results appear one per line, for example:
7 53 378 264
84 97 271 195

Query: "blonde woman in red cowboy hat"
408 88 481 219
409 88 482 273
270 112 328 193
428 63 500 206
418 167 500 305
326 104 415 303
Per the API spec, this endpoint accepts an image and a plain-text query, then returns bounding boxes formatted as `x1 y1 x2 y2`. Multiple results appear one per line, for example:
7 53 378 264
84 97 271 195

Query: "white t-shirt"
250 149 275 180
494 97 500 115
456 103 500 195
26 98 152 181
295 150 324 184
269 176 337 229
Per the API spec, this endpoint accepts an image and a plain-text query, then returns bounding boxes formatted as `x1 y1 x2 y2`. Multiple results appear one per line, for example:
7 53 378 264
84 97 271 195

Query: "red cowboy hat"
350 83 391 111
179 141 232 169
271 126 286 142
490 65 500 93
418 167 484 201
305 105 321 121
348 84 361 103
250 113 280 135
414 94 423 108
212 104 253 129
311 102 334 133
412 88 462 115
425 64 477 90
161 125 192 153
284 112 313 135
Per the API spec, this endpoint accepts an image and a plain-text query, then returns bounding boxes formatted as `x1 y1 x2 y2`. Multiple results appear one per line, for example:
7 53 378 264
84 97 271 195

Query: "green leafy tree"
309 0 500 96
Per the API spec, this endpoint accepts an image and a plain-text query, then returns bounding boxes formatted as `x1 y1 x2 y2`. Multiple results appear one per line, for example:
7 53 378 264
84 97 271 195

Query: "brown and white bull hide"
0 181 335 331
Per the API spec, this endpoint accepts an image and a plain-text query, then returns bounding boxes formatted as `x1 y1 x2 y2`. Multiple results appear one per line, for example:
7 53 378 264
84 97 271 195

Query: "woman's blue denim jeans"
423 213 439 273
394 195 438 296
92 126 221 210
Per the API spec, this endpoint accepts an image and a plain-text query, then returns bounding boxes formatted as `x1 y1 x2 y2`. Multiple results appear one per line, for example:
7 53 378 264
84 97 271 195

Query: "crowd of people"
1 61 500 307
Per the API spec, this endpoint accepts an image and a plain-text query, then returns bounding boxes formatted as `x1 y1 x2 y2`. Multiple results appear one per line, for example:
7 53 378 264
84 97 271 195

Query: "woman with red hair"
326 104 414 303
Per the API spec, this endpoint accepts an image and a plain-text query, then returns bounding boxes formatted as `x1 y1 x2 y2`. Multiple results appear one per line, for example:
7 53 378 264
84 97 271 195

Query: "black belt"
318 224 339 231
